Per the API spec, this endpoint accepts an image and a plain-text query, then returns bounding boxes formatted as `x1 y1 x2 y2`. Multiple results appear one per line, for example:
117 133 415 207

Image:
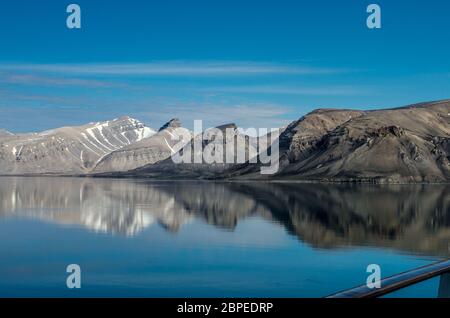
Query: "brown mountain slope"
223 100 450 182
254 100 450 183
225 108 366 177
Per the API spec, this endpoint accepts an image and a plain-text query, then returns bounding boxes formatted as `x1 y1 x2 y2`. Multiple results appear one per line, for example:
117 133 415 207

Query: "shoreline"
0 173 449 185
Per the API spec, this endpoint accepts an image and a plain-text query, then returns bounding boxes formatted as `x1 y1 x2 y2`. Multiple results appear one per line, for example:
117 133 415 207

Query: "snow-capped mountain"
0 116 155 175
92 118 190 173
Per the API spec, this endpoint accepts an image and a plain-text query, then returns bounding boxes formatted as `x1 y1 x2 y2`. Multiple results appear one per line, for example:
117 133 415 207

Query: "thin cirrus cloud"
0 61 354 77
199 85 370 96
0 72 369 96
0 73 128 89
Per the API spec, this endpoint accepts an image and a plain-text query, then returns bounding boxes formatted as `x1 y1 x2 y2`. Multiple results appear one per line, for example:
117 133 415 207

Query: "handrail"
326 259 450 298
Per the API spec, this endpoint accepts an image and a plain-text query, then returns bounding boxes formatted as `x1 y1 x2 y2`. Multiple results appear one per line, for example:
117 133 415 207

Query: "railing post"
438 273 450 298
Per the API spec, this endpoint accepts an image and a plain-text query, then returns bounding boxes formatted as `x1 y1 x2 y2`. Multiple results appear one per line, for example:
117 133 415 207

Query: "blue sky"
0 0 450 132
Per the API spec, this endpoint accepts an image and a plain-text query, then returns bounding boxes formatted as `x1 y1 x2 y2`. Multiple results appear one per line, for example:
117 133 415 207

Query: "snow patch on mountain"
0 117 156 175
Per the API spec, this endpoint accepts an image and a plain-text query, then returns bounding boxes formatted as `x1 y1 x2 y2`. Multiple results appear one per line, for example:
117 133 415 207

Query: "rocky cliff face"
275 100 450 182
228 100 450 183
0 116 155 175
223 108 365 177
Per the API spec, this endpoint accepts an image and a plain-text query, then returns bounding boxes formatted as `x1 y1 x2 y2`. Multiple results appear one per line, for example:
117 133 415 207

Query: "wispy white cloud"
198 85 371 96
0 88 103 106
0 73 129 89
0 61 354 77
0 60 364 132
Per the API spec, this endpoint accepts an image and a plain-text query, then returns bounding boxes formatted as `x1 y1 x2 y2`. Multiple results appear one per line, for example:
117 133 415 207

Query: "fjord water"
0 177 448 297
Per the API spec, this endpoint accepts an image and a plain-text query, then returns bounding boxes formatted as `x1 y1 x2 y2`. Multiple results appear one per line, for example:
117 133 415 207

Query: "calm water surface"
0 177 449 297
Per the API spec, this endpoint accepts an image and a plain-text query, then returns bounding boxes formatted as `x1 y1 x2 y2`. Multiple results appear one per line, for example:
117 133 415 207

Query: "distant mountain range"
0 116 155 175
1 99 449 183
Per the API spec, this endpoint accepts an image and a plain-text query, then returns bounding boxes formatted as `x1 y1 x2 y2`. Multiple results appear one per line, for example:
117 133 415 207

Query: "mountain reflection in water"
1 177 449 258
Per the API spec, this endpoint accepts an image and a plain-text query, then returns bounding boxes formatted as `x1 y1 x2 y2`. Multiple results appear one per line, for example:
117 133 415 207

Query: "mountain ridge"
0 117 155 175
226 100 450 183
1 99 449 183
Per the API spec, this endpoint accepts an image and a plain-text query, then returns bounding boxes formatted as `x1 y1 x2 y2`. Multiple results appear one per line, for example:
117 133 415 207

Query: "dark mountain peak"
159 118 181 131
215 123 237 132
